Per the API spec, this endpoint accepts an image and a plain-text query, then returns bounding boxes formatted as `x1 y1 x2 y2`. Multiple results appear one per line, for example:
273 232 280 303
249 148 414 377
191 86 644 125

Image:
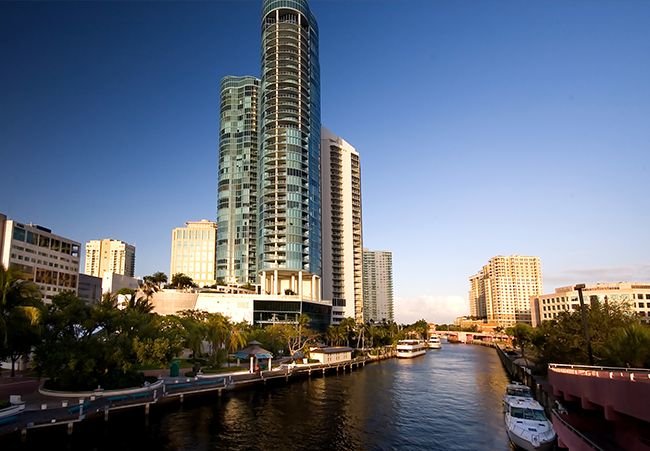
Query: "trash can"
170 359 180 377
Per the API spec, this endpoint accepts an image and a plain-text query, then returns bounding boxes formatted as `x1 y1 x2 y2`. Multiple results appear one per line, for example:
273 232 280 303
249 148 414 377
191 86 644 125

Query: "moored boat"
504 394 556 451
505 382 532 399
428 334 442 349
396 339 427 358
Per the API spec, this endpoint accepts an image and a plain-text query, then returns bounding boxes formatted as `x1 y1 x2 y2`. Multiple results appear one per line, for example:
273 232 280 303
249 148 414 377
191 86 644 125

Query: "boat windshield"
510 407 547 421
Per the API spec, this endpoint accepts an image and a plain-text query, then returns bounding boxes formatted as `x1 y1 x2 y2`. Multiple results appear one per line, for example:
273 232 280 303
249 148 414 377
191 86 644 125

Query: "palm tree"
226 321 249 367
0 264 43 376
205 313 229 366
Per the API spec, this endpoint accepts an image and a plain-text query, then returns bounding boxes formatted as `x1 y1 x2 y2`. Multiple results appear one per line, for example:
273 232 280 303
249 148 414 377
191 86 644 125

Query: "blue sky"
2 0 649 323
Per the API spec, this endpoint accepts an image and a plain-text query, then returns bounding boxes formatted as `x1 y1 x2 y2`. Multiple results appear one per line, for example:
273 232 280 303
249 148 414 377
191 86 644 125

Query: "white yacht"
504 392 556 451
395 339 427 358
428 334 442 349
505 382 532 399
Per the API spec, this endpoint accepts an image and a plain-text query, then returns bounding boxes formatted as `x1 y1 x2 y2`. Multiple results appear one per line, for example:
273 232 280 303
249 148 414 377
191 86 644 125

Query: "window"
13 226 26 242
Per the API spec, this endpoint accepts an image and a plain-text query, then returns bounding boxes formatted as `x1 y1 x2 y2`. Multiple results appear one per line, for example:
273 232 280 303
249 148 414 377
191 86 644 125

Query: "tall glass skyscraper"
258 0 321 276
217 76 260 284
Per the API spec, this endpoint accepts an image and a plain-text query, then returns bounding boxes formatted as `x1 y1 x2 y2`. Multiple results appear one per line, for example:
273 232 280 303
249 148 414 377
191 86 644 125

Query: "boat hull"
396 349 427 358
507 428 555 451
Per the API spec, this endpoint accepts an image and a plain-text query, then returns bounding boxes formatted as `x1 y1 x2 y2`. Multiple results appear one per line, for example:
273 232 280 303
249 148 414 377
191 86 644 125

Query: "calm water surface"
18 344 512 451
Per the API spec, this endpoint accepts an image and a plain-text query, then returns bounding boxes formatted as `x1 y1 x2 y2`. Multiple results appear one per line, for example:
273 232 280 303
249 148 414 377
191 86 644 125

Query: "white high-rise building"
1 213 80 303
84 239 135 278
469 255 542 326
362 249 394 323
170 220 218 288
321 128 364 324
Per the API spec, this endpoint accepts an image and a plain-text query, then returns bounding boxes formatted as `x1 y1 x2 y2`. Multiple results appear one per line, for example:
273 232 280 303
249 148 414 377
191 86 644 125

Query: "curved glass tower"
217 76 260 284
258 0 321 276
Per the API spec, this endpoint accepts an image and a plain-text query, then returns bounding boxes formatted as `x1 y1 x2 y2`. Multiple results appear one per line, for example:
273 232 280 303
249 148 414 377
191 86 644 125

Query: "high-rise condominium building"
531 282 650 327
84 239 135 278
469 272 487 318
170 220 218 288
217 76 259 284
469 255 542 326
1 213 80 302
321 128 364 323
362 249 394 322
258 0 321 276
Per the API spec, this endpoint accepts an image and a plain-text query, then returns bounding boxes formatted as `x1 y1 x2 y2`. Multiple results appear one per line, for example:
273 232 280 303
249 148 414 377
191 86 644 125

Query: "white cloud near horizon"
544 264 650 289
394 294 468 325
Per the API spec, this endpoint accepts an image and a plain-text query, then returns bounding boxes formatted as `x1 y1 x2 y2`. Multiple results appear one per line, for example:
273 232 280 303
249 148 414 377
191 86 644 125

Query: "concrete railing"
549 364 650 423
549 363 650 382
551 409 604 451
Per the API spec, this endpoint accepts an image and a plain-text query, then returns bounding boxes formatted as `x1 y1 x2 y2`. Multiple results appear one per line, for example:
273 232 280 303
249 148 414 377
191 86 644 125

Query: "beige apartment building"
84 239 135 278
321 128 364 324
1 213 80 303
469 255 542 326
531 282 650 326
363 249 394 323
170 220 217 287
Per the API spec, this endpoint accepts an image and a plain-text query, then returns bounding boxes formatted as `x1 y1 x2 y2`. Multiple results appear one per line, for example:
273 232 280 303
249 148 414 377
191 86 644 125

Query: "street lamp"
574 284 594 366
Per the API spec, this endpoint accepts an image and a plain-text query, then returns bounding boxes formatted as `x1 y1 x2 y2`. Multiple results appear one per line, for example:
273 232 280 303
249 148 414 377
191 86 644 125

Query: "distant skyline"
2 0 649 323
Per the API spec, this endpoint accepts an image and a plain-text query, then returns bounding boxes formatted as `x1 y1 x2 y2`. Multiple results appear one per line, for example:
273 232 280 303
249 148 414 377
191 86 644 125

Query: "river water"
17 344 513 451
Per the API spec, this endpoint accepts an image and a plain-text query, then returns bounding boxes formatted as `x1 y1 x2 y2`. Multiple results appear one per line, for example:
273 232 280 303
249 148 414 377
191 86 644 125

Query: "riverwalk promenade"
0 357 373 441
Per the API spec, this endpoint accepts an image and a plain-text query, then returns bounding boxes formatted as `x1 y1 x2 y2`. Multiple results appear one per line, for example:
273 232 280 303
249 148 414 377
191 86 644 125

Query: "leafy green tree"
327 324 345 346
505 323 534 362
267 314 316 357
170 273 196 289
0 265 43 373
35 291 161 390
205 312 229 366
531 301 644 367
338 317 356 347
178 310 208 358
603 323 650 368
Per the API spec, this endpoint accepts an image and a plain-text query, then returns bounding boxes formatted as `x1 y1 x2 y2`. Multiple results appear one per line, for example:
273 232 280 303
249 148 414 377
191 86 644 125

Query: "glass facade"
258 0 321 276
217 76 260 284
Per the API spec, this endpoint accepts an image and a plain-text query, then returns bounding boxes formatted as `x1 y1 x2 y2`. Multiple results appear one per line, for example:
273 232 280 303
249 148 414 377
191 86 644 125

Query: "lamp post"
575 284 594 366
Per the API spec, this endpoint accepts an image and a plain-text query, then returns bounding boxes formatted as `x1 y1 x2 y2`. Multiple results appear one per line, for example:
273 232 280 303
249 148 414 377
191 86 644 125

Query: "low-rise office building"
1 213 80 303
531 282 650 326
78 273 102 303
149 271 331 332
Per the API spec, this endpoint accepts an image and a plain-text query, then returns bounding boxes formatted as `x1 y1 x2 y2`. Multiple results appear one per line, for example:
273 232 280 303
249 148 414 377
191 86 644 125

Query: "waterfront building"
531 282 650 326
149 280 331 332
216 76 259 285
0 213 80 302
468 271 487 318
469 255 542 327
362 249 394 322
78 273 102 303
321 128 364 324
84 238 135 278
170 220 218 288
208 0 331 327
257 0 322 277
309 346 353 364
